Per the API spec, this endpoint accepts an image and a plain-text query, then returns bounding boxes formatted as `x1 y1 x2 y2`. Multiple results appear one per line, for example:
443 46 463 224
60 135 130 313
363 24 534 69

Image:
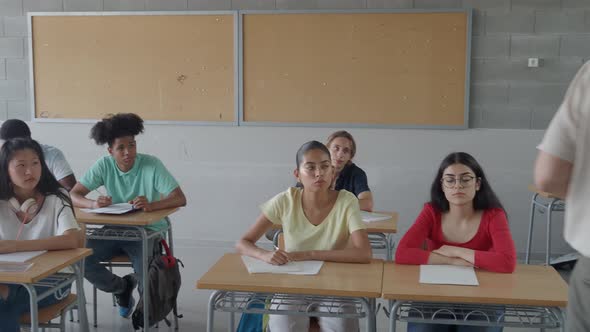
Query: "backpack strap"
160 239 176 268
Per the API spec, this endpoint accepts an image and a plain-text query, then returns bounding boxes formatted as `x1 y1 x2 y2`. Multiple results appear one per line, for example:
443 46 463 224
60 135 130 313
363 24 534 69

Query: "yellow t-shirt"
261 187 366 252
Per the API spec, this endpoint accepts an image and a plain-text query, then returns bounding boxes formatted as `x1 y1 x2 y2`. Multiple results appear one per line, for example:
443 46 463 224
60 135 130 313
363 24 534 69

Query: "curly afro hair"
90 113 144 146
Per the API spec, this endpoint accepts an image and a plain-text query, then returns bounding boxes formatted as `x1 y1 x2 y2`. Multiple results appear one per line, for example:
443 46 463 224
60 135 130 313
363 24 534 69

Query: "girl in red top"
395 152 516 332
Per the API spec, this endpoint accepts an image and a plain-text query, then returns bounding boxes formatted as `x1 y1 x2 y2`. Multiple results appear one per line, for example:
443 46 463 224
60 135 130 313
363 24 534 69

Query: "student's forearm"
294 247 372 264
358 198 373 212
150 188 187 211
14 231 81 252
70 192 95 209
59 175 77 192
149 196 185 210
427 252 472 266
235 239 272 261
357 191 374 212
454 248 475 265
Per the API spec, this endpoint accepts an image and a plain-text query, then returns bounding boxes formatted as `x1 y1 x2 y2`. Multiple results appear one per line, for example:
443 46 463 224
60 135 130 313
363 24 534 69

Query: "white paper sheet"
360 211 391 223
0 262 34 272
81 203 137 215
0 250 46 263
419 265 479 286
241 256 324 275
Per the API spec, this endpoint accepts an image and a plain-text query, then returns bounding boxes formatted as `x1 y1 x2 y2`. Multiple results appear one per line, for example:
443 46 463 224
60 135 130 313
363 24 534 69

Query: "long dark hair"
430 152 504 213
0 138 74 212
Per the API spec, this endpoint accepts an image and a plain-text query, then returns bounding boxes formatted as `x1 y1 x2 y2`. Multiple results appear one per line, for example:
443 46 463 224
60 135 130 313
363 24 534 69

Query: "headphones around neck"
9 197 39 215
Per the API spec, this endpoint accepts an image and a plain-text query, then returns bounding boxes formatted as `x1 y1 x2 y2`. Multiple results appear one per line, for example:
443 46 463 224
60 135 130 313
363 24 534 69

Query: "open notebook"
81 203 137 215
241 256 324 275
419 265 479 286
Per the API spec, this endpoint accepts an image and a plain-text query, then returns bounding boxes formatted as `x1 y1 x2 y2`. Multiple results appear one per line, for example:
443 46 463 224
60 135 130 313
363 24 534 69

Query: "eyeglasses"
441 175 477 189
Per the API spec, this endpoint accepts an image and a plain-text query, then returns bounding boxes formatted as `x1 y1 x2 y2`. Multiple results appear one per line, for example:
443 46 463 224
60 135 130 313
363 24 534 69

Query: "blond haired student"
325 130 373 212
236 141 372 332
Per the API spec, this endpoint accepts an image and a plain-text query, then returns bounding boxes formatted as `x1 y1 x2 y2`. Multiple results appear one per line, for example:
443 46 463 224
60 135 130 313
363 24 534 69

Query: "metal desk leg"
525 193 539 264
165 218 180 331
207 291 223 332
74 263 90 332
388 301 401 332
561 307 567 332
386 234 392 261
368 298 377 332
23 284 39 332
139 227 150 331
546 200 555 265
229 293 235 332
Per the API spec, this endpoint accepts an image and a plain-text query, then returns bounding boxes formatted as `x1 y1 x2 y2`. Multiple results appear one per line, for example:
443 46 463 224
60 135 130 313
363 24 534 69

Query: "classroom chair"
20 293 78 332
92 254 133 327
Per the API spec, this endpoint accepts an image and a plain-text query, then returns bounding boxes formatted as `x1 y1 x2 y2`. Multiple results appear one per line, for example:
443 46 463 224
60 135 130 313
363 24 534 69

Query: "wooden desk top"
197 253 384 298
0 248 92 284
364 211 398 233
270 211 398 234
381 263 568 307
528 185 564 200
75 207 178 226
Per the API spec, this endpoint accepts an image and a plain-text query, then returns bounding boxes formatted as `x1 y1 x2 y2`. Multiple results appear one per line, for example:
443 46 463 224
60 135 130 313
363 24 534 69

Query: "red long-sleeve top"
395 203 517 273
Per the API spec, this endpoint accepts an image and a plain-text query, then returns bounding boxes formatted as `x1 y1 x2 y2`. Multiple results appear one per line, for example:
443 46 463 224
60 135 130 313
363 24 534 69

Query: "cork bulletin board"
29 13 236 123
241 11 471 128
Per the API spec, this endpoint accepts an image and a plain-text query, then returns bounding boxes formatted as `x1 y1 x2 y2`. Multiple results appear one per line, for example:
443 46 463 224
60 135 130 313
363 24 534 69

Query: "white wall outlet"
528 58 539 68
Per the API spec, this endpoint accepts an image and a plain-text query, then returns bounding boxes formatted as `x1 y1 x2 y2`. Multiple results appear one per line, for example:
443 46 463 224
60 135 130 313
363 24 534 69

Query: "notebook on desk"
0 250 45 273
419 265 479 286
81 203 138 215
360 211 391 223
241 256 324 275
0 250 46 263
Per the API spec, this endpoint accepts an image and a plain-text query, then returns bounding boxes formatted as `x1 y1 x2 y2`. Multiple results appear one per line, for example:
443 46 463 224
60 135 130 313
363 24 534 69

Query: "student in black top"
326 130 373 211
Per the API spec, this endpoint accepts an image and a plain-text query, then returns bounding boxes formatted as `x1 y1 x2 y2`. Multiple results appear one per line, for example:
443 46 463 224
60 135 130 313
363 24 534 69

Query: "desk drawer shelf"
212 291 369 319
391 301 562 329
86 228 143 241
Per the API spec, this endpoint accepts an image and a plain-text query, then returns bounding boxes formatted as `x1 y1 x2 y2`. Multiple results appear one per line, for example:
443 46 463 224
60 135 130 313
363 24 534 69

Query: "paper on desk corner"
360 211 391 223
0 250 46 263
419 265 479 286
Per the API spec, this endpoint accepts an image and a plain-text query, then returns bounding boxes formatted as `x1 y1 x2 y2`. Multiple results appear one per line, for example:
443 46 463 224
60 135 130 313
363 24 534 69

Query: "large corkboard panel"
31 14 235 122
242 11 470 127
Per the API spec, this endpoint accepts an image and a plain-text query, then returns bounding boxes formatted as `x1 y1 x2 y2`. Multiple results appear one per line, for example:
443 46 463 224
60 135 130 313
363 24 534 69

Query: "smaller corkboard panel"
31 14 236 122
242 11 470 127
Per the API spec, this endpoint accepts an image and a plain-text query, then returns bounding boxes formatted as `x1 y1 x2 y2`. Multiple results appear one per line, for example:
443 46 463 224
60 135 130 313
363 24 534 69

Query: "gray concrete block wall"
0 0 589 126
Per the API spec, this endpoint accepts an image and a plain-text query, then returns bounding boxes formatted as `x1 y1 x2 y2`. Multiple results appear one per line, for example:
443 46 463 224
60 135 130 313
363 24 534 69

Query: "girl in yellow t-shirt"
236 140 372 332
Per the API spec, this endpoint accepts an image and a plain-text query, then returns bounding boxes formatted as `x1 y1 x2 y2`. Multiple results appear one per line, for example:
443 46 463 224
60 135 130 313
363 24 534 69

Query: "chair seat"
20 294 77 324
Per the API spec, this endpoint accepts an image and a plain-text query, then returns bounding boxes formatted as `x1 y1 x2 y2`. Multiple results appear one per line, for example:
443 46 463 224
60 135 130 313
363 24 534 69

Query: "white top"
538 60 590 257
0 192 79 241
41 144 74 181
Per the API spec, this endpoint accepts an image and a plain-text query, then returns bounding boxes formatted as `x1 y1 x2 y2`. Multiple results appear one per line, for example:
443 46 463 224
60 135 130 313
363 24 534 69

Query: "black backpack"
132 239 183 330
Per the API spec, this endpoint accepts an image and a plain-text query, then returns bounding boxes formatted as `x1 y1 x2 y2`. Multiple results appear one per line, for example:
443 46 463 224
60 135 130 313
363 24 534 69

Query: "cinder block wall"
1 0 589 129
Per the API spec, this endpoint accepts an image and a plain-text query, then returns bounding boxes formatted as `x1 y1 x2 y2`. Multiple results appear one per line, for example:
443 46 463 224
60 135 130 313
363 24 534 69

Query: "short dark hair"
90 113 144 146
430 152 504 213
0 138 73 213
295 141 331 168
0 119 31 140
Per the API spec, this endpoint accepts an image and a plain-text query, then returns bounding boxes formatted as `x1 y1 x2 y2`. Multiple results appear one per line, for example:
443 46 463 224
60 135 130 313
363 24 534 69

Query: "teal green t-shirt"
80 153 179 231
